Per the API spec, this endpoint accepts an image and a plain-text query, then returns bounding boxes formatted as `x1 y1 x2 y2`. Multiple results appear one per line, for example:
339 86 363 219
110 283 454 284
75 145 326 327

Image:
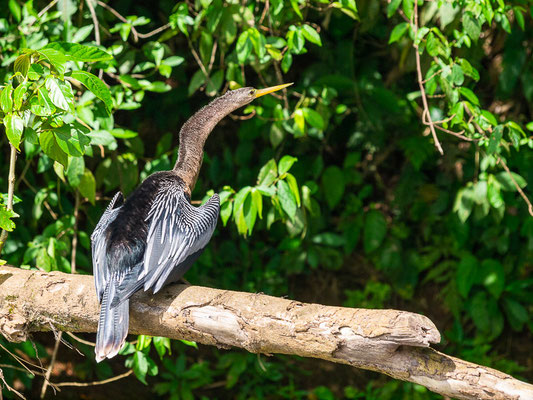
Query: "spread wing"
141 187 219 293
91 192 124 303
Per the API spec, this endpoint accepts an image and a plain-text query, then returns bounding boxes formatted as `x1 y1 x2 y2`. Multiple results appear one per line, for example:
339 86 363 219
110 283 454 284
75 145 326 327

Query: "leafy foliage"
0 0 532 398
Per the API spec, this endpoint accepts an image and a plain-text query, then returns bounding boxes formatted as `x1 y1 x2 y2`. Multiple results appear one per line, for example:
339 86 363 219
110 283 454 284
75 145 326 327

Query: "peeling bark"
0 266 531 400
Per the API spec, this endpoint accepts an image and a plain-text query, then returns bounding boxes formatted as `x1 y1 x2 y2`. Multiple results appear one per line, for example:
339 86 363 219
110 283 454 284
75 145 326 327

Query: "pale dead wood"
0 266 532 400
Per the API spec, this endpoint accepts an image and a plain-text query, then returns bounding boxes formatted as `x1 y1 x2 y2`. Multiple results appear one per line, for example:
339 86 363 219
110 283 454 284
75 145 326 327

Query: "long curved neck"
173 95 241 195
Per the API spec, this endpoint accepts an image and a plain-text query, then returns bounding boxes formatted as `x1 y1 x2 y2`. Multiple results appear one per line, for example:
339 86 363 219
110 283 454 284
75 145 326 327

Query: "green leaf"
463 12 481 42
236 31 252 64
389 22 409 44
451 64 464 86
136 335 152 351
0 203 17 232
110 129 138 139
44 42 113 62
425 32 439 56
487 125 503 154
1 83 13 112
251 189 262 219
13 82 29 110
301 25 321 46
277 180 297 221
387 0 402 17
40 131 68 167
71 70 113 115
293 108 305 132
14 54 31 78
487 178 504 209
37 48 68 75
188 70 205 96
468 291 503 335
290 0 303 19
66 157 85 188
54 123 90 157
281 52 292 73
79 169 96 204
278 155 298 176
457 254 477 298
302 108 325 130
480 259 504 298
9 0 21 22
453 186 474 222
402 0 414 20
494 171 526 192
321 166 345 209
3 113 24 150
513 7 525 31
45 77 70 110
363 210 387 253
285 173 301 207
312 232 345 247
257 159 278 186
133 351 149 385
153 337 171 359
220 201 232 226
459 87 480 106
243 194 257 234
502 298 528 331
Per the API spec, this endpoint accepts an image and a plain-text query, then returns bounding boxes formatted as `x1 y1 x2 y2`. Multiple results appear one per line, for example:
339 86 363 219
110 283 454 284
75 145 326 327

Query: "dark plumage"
91 84 292 362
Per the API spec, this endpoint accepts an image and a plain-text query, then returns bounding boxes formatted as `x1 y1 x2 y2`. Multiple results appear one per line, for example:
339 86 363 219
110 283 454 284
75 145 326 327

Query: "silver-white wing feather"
142 185 219 293
91 192 124 302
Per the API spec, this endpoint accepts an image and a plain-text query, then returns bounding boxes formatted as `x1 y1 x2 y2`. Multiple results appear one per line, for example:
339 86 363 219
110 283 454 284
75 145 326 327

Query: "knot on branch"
0 312 28 342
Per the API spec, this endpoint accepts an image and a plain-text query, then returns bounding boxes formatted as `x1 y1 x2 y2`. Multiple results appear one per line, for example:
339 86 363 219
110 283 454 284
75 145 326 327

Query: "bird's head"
221 83 293 108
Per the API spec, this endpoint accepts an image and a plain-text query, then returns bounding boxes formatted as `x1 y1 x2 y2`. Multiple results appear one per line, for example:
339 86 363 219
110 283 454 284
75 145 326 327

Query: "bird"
91 83 292 362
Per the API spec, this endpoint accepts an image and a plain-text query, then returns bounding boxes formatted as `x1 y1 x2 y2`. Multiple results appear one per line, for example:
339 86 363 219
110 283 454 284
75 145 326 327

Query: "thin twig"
137 23 171 39
187 38 215 92
66 332 95 347
40 332 62 398
433 125 474 141
207 41 218 75
0 343 44 375
258 0 269 25
70 191 80 274
497 158 533 216
38 0 59 18
0 364 43 375
96 0 138 42
0 369 26 400
21 176 58 220
96 1 170 41
0 145 18 255
412 3 443 155
53 370 133 387
85 0 103 79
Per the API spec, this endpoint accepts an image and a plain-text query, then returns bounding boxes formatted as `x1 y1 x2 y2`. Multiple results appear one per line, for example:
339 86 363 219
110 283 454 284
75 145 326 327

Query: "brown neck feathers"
173 94 242 195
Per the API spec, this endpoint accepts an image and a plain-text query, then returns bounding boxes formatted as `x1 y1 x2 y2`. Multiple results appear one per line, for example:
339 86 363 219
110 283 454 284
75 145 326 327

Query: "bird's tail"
95 281 129 362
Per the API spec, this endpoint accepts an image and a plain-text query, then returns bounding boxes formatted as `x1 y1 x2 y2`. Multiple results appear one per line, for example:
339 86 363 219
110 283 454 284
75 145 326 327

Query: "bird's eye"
249 89 256 96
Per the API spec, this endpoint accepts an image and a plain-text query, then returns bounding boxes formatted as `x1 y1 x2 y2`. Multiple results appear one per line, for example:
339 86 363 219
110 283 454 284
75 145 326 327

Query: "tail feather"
95 281 129 362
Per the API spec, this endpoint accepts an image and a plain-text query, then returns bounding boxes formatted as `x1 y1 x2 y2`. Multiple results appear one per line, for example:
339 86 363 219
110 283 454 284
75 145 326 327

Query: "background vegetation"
0 0 532 398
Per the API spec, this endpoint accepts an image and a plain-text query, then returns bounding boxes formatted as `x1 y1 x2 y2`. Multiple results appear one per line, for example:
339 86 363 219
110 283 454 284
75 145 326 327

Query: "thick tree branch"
0 266 531 400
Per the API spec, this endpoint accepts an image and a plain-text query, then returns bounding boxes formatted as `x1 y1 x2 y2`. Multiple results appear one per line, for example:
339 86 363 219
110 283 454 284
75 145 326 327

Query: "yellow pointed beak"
254 83 293 98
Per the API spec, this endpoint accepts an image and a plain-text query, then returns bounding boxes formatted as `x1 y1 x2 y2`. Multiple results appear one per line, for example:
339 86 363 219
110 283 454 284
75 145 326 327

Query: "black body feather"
92 172 219 362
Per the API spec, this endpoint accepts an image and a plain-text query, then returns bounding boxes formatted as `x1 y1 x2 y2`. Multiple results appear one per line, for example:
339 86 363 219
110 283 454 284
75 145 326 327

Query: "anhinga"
91 83 292 362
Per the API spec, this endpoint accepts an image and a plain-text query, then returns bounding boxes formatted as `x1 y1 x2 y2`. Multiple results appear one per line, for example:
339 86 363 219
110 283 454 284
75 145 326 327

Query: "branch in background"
54 370 133 387
85 0 103 79
95 1 170 41
412 3 443 155
1 267 532 400
0 145 18 256
498 157 533 216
